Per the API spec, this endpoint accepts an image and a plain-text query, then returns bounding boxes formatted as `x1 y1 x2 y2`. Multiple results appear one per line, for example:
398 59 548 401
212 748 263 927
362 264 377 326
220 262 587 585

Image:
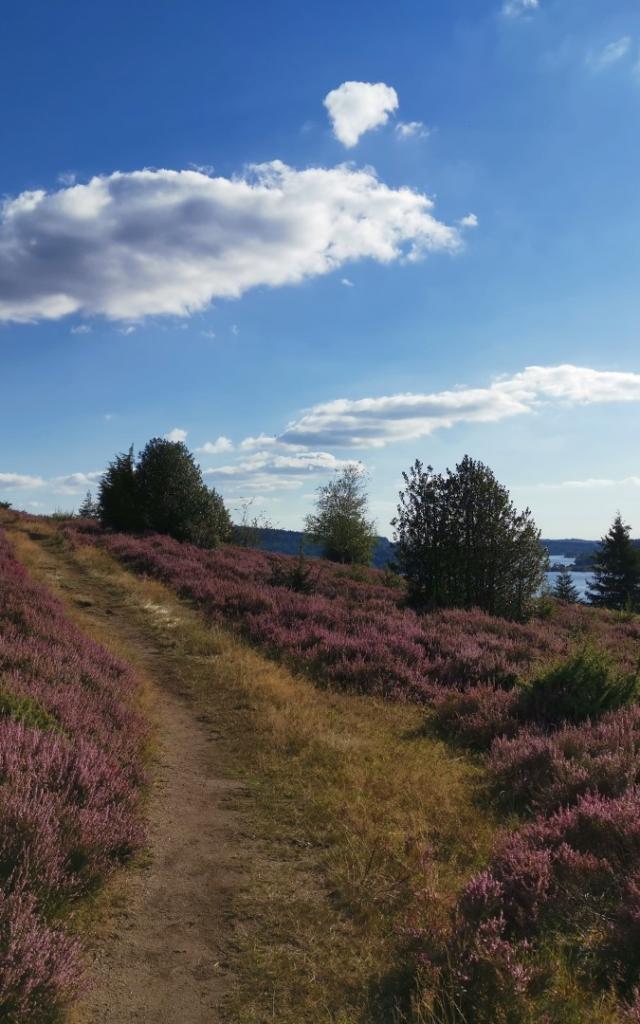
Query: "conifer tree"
553 564 580 603
587 513 640 611
78 490 100 520
392 456 547 619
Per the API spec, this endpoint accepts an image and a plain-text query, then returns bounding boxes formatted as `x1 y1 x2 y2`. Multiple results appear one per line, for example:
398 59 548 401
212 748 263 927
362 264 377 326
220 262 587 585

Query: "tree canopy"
305 465 376 565
97 439 232 548
553 565 580 604
587 513 640 611
392 455 547 618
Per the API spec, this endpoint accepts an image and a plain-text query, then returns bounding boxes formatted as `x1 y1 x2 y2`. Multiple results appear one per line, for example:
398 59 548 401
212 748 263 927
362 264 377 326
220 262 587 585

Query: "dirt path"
9 523 246 1024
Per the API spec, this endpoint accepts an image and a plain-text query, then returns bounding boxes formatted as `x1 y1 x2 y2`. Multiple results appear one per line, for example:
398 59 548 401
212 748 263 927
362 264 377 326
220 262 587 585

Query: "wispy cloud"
0 163 460 325
587 37 632 71
395 121 429 140
278 365 640 449
203 450 358 492
70 323 91 335
502 0 539 18
535 476 640 490
324 81 399 147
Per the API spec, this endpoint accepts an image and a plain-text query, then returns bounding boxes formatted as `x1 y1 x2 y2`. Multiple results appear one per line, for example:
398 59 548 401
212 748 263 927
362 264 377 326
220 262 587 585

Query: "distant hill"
251 530 639 571
251 527 396 569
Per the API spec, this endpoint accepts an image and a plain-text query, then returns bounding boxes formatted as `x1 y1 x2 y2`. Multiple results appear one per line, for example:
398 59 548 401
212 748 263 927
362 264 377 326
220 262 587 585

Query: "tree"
587 513 640 611
305 465 376 565
392 456 547 619
78 490 100 520
135 438 230 548
233 499 273 549
553 565 580 603
98 446 141 532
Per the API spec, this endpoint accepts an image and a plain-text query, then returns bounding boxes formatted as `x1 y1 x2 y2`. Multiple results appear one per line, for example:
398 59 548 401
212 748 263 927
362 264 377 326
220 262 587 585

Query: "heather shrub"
430 685 522 749
488 706 640 813
521 645 639 727
0 529 146 1017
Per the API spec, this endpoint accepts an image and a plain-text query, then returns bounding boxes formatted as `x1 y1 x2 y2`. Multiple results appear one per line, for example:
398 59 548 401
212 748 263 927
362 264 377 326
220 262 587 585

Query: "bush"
521 645 639 726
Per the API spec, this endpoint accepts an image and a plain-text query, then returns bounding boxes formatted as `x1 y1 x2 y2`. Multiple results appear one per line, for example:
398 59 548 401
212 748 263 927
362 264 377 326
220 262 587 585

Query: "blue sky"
1 0 639 538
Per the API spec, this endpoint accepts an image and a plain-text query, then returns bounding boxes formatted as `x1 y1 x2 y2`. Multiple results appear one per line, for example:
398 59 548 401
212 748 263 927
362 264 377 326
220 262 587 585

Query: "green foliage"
521 645 640 725
552 565 580 604
392 455 547 619
587 513 640 611
98 446 141 532
0 501 12 511
0 689 58 732
97 439 232 547
233 501 273 548
135 438 229 547
78 490 100 520
305 465 376 566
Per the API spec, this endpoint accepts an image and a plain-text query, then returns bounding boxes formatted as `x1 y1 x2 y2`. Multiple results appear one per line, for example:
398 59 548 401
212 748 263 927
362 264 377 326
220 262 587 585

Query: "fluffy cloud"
0 472 45 490
164 428 188 442
0 163 459 324
203 450 357 492
278 365 640 449
323 82 399 147
587 37 632 71
502 0 539 16
195 436 233 454
459 213 479 228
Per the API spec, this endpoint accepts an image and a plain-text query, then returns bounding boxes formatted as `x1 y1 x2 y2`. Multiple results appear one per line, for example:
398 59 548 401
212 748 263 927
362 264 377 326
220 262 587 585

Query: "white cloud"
459 213 479 228
57 171 76 186
341 277 354 287
52 471 102 495
278 365 640 449
239 433 307 452
502 0 539 17
536 476 640 490
119 325 136 336
0 472 45 490
164 428 188 443
195 436 233 454
231 324 240 336
0 163 460 324
395 121 429 140
587 37 632 71
203 450 358 492
201 329 216 339
70 323 92 335
323 81 399 147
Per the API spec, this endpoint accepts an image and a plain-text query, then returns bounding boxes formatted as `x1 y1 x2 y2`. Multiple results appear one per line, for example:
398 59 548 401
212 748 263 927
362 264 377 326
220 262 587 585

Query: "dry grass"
5 515 498 1023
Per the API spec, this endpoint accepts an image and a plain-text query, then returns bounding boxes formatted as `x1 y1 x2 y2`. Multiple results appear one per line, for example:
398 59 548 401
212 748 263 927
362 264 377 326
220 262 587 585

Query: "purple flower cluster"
68 529 640 704
0 531 146 1021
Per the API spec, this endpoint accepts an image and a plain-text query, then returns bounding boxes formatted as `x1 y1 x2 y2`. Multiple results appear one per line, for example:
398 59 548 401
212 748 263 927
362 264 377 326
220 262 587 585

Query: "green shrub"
0 688 59 731
521 645 639 725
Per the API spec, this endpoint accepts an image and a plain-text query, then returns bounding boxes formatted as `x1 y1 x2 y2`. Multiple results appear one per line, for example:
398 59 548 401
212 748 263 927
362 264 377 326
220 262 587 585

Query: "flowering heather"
0 530 146 1021
68 527 640 702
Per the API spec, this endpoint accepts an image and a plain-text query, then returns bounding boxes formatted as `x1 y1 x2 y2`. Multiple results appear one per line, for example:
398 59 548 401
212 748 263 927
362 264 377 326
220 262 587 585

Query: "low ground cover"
0 528 146 1022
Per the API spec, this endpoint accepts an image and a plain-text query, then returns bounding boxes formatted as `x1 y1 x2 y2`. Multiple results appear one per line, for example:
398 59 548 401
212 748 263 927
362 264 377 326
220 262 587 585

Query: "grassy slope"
4 513 497 1023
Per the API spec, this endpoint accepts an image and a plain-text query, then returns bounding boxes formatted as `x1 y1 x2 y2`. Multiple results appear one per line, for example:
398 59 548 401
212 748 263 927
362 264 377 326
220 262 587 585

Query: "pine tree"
392 456 547 619
587 513 640 611
553 564 580 603
78 490 100 520
305 465 376 565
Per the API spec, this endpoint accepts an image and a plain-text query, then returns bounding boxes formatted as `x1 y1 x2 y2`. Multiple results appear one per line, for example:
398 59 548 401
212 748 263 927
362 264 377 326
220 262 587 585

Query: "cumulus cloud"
195 436 233 454
323 81 399 147
459 213 479 228
395 121 429 140
0 163 460 325
278 365 640 449
587 37 632 71
0 472 45 490
341 277 354 287
203 450 357 492
164 428 188 442
502 0 539 16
